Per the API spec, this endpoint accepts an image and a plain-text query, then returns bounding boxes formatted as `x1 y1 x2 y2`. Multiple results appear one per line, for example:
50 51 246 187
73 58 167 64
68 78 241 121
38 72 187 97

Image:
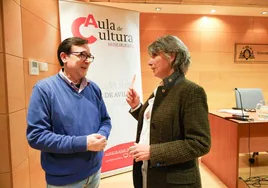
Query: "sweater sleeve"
26 85 87 153
96 95 112 139
90 82 112 139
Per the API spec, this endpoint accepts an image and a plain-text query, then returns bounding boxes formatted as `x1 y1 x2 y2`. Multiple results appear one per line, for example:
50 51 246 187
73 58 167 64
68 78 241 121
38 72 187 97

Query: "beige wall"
0 1 267 188
0 0 60 188
140 13 268 110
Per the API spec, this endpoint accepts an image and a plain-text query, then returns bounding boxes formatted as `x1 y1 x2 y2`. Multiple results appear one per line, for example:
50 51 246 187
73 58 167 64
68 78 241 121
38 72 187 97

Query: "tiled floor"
100 154 268 188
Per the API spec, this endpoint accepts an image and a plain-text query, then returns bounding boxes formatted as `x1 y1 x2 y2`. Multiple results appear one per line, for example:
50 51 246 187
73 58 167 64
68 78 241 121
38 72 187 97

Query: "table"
201 111 268 188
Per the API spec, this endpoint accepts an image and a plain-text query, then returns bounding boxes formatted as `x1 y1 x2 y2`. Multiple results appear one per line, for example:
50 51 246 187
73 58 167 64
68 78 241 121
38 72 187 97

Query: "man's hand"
87 134 107 151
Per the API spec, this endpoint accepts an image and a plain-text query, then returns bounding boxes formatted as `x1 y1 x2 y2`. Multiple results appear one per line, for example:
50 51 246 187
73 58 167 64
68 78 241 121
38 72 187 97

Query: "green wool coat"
130 72 211 188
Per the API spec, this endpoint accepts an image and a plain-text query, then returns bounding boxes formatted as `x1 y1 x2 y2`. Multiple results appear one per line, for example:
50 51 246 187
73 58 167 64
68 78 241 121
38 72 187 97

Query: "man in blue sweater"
27 37 112 188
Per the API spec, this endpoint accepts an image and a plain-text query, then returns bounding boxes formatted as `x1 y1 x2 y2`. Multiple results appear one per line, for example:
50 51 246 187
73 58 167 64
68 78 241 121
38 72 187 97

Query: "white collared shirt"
59 69 89 93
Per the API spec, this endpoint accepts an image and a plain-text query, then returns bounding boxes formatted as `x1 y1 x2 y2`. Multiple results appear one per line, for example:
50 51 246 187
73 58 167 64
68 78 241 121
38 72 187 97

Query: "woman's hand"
129 143 150 162
126 88 140 109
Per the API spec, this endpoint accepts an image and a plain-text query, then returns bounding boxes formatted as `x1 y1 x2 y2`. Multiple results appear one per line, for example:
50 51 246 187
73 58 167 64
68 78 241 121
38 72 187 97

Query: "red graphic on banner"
102 142 135 172
71 14 98 44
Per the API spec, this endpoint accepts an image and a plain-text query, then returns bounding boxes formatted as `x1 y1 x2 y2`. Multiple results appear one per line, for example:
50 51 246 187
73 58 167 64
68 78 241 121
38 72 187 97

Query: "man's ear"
60 52 68 64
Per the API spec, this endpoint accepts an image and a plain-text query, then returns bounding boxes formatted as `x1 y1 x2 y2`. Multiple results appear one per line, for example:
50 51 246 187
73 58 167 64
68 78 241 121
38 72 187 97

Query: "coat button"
162 89 165 93
156 162 164 167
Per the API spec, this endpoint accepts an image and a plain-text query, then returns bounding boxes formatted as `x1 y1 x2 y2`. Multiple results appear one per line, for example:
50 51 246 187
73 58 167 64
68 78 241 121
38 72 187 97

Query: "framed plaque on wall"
235 43 268 63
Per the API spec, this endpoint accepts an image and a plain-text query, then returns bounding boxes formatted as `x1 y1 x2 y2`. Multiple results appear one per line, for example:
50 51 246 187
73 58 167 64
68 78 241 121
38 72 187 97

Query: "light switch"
39 62 48 71
29 60 39 75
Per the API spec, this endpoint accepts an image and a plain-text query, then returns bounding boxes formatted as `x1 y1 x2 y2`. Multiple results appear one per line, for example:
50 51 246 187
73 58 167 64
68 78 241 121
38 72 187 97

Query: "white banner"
58 0 142 176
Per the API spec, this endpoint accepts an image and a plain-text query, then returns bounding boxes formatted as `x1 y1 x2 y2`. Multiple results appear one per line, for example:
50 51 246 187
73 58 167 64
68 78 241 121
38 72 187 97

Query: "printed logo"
72 15 98 44
71 14 134 47
238 45 255 60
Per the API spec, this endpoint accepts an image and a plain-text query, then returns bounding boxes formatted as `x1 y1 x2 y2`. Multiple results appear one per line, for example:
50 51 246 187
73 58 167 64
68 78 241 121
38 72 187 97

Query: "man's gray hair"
148 35 191 74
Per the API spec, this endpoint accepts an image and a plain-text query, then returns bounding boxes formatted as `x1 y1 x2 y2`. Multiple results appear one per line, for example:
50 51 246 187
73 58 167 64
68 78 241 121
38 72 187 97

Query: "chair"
234 88 264 110
234 88 265 164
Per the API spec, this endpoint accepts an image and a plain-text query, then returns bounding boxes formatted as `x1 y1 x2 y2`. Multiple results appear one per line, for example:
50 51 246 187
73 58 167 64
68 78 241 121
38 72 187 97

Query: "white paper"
217 109 248 116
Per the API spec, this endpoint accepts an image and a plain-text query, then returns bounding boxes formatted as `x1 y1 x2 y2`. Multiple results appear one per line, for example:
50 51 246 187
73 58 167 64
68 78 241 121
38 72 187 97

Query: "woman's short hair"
148 35 191 74
57 37 88 66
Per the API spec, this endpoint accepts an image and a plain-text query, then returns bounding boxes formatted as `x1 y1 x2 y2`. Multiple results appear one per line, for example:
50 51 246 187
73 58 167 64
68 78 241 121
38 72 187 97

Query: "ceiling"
87 0 268 17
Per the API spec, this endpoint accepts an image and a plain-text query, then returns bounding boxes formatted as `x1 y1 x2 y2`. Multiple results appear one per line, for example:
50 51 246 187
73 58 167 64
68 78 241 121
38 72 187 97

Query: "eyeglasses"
69 52 94 63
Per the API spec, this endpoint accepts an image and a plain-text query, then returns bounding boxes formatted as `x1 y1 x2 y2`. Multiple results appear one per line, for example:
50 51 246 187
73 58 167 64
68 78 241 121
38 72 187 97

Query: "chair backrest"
234 88 264 109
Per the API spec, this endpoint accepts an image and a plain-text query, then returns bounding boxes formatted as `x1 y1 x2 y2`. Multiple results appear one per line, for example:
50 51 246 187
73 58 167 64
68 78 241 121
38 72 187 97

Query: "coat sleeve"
129 104 143 120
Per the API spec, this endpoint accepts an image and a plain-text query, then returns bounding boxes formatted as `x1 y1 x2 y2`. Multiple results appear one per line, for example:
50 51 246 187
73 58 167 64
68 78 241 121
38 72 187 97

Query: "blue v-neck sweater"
27 74 111 186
